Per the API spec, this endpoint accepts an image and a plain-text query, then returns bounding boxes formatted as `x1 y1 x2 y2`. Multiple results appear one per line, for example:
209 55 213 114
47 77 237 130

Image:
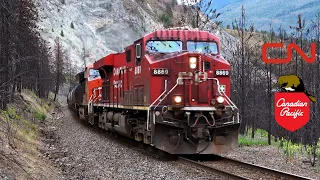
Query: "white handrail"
88 87 103 114
146 80 168 131
146 74 191 131
208 78 239 123
208 78 238 110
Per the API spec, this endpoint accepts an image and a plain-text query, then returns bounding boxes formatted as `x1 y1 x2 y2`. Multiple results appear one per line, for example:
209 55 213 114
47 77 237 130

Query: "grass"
22 119 36 132
0 90 55 180
238 128 271 147
22 90 52 122
0 90 53 147
48 92 55 102
20 127 37 143
240 128 320 163
278 138 320 161
239 135 269 146
0 107 22 120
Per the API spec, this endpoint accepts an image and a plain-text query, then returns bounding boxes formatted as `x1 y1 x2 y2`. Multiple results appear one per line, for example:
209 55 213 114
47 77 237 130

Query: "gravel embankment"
41 102 227 180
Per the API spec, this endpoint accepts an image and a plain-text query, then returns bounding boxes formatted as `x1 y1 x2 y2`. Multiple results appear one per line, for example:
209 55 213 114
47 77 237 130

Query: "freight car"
67 28 240 154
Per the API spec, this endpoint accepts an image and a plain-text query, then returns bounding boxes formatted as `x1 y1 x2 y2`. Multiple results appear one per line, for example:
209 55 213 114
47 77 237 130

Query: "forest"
225 7 320 166
0 0 71 108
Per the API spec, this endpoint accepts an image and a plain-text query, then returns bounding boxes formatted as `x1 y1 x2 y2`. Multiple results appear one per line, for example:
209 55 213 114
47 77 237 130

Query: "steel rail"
179 157 249 180
220 156 313 180
179 156 313 180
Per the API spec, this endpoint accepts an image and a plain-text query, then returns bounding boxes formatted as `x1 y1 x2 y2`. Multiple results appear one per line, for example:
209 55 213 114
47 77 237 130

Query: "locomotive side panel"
74 84 84 105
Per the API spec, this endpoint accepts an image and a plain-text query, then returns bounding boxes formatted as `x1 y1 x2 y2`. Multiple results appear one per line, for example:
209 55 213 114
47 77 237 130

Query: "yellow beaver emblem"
278 75 316 102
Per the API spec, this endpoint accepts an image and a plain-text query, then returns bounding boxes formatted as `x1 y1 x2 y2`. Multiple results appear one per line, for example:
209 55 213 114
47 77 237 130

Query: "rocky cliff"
37 0 238 67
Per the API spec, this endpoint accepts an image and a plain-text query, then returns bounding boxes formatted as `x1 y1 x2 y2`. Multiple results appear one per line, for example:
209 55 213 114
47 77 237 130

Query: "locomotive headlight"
174 96 182 103
189 57 197 69
216 96 225 104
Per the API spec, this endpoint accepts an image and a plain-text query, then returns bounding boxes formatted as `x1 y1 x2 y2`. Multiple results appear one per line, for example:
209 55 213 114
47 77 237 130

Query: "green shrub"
7 107 16 118
160 14 172 28
305 140 320 161
281 140 301 160
1 107 22 120
256 129 268 137
239 135 269 147
35 111 46 121
0 110 9 120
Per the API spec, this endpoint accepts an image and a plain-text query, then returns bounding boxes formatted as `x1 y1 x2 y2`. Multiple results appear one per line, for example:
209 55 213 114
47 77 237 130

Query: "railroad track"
69 109 314 180
179 156 313 180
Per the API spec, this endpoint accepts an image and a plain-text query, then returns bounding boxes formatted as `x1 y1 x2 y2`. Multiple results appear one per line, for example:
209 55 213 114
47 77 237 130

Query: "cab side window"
88 69 100 81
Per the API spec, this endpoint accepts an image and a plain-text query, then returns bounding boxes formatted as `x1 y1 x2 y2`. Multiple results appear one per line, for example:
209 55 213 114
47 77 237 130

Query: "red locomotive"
68 28 240 154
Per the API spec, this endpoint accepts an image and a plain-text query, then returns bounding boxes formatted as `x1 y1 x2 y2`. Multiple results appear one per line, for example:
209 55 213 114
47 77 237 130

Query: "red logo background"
274 93 310 132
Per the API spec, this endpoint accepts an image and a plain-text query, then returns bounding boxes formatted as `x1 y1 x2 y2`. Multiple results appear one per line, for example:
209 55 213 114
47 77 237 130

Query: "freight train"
67 28 240 154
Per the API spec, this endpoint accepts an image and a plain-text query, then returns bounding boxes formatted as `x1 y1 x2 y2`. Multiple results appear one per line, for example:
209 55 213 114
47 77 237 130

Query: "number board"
215 70 230 76
152 68 169 76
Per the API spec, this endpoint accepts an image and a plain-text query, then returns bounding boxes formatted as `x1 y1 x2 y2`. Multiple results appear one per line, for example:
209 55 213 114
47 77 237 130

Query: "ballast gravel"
41 102 227 180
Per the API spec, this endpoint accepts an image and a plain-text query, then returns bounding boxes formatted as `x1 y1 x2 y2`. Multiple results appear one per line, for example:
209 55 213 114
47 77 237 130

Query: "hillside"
206 0 320 31
0 91 59 179
37 0 240 68
37 0 164 68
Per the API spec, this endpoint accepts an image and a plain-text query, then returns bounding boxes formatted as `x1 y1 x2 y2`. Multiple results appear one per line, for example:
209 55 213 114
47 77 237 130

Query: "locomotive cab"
141 31 239 154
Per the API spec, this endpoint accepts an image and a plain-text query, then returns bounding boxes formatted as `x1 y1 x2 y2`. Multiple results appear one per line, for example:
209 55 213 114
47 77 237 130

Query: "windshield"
88 69 100 81
146 40 183 53
187 41 218 54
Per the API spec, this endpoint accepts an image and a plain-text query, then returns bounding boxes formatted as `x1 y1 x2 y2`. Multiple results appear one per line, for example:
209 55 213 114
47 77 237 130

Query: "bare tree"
181 0 221 30
0 0 53 108
53 37 65 101
81 37 87 68
290 14 306 77
231 5 255 134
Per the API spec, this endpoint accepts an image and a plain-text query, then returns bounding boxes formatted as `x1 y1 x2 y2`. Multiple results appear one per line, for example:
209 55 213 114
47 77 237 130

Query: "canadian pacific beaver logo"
275 75 315 132
278 75 316 102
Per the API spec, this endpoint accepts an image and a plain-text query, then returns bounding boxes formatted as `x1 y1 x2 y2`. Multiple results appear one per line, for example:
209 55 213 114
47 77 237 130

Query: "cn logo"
262 43 316 64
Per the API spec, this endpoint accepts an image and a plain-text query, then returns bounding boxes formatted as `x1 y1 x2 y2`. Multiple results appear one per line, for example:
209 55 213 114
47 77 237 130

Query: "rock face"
37 0 163 67
203 23 239 62
37 0 238 67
